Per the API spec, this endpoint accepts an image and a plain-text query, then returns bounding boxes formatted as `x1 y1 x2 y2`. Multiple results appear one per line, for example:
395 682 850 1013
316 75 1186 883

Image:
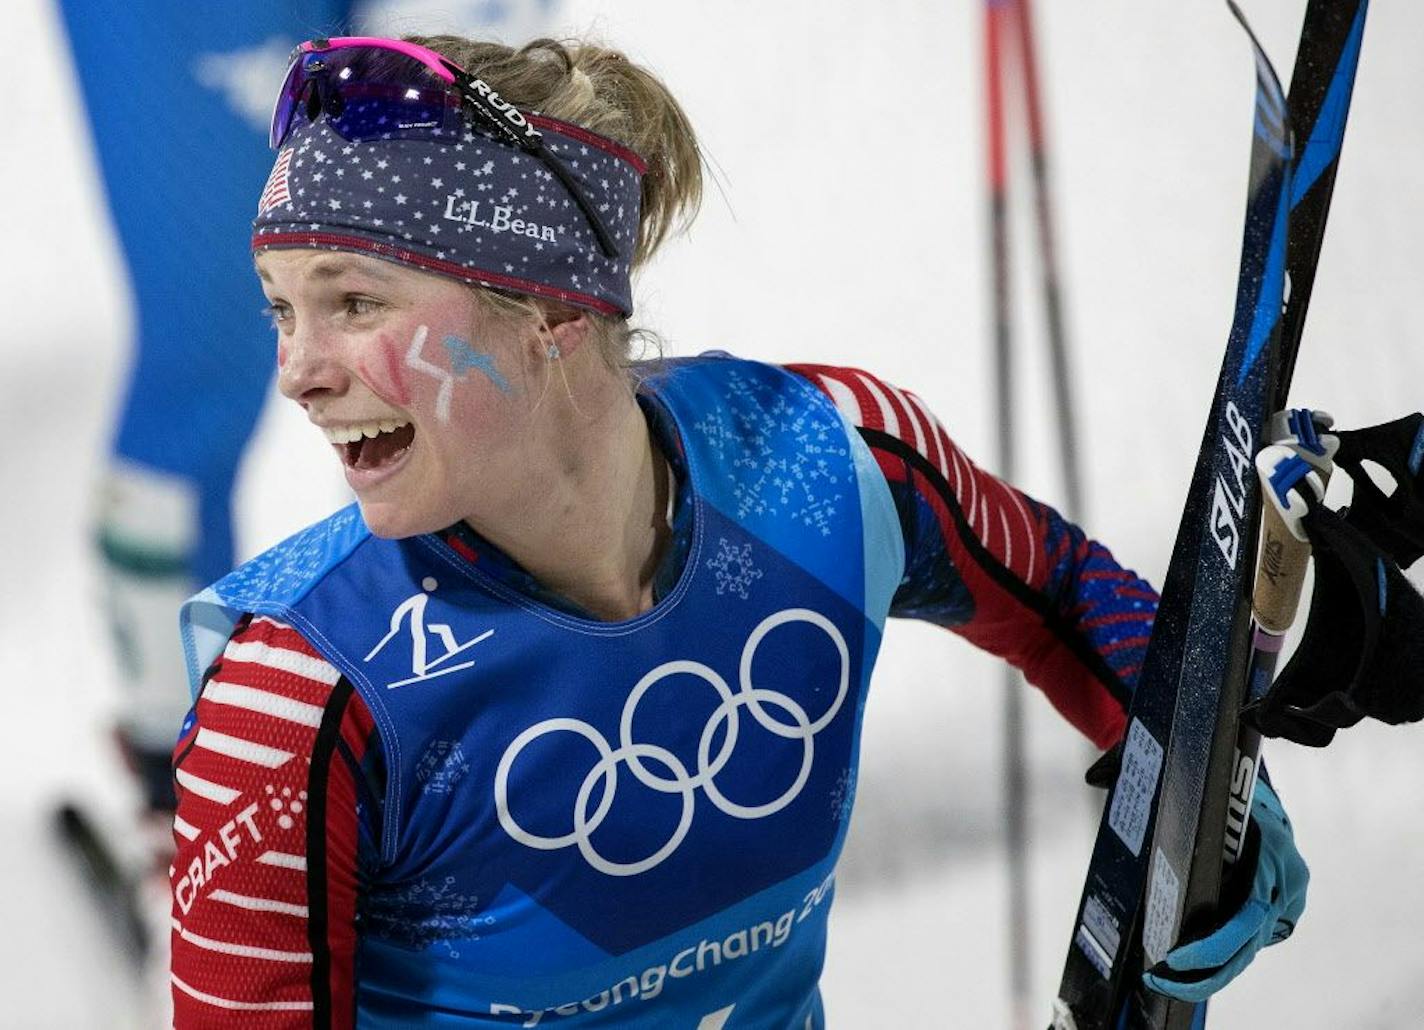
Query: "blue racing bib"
182 355 904 1028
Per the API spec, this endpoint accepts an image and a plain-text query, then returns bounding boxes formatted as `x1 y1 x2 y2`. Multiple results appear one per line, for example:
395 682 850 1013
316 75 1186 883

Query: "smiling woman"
254 237 676 608
167 32 1302 1030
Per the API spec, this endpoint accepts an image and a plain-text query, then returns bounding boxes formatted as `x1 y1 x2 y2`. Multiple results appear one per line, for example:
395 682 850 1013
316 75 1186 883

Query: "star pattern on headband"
254 118 642 314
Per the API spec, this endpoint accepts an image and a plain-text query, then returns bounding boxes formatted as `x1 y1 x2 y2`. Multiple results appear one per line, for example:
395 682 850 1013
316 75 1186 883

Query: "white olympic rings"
494 608 850 876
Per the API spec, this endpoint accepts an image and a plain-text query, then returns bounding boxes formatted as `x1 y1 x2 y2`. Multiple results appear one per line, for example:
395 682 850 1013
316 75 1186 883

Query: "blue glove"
1141 779 1309 1002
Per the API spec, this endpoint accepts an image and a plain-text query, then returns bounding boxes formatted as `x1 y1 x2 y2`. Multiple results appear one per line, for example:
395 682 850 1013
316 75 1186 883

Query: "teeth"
322 419 410 445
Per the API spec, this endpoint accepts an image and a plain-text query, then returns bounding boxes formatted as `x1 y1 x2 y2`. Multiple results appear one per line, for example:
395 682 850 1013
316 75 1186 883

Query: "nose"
276 319 348 407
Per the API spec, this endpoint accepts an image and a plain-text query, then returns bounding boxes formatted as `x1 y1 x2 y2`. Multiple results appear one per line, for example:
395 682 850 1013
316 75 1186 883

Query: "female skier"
169 34 1307 1026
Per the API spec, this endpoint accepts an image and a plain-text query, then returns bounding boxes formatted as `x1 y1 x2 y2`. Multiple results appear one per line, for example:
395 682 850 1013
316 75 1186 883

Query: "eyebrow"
253 255 399 284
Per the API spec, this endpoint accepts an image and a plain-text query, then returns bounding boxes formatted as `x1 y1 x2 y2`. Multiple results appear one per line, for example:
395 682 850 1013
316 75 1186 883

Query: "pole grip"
1252 501 1311 633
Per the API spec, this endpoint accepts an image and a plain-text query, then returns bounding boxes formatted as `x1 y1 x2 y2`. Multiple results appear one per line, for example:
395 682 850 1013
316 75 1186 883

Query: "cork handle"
1253 502 1312 632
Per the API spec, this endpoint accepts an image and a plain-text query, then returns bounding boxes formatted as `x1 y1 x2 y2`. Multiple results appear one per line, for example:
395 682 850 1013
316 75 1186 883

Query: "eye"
262 302 292 330
345 295 383 318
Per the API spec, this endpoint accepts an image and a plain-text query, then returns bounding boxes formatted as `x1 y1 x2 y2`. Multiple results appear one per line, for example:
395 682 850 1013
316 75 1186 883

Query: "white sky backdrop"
3 0 1422 1026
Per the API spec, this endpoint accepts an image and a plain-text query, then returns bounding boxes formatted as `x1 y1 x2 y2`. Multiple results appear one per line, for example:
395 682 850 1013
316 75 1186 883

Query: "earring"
545 342 561 360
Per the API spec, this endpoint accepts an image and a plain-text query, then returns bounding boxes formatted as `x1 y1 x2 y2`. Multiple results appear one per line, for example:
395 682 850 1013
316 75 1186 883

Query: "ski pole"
1225 411 1334 869
984 2 1033 1026
1013 0 1085 525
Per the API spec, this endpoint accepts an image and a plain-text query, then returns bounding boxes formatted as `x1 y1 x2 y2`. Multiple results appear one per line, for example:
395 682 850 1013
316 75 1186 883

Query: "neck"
465 358 673 622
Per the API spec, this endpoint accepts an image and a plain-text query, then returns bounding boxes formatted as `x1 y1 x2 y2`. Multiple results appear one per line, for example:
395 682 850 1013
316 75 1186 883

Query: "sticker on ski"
1143 849 1183 966
1108 719 1164 857
1076 893 1123 978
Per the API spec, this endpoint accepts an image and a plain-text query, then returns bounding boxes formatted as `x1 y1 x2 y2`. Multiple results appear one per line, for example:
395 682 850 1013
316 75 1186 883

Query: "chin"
355 497 445 540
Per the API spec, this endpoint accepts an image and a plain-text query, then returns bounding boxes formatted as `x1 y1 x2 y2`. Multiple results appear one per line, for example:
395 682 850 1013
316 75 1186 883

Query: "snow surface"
4 0 1423 1026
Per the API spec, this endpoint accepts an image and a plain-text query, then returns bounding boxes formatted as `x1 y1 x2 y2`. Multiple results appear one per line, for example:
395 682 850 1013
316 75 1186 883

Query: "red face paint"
355 333 413 408
383 336 413 405
276 341 289 369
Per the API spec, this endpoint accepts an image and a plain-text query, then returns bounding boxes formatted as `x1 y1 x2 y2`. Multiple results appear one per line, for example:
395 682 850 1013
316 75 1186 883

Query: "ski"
1051 3 1367 1028
1132 5 1366 1027
1216 0 1369 887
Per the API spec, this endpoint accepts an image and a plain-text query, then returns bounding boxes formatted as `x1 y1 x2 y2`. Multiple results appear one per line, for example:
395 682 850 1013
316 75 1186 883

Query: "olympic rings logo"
494 608 850 877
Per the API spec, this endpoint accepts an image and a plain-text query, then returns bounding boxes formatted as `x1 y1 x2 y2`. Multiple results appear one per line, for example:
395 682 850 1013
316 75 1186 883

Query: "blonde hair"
406 35 704 369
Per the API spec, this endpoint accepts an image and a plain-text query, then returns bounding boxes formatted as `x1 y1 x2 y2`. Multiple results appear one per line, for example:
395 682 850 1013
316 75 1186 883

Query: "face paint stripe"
442 335 511 395
380 340 412 406
404 325 454 422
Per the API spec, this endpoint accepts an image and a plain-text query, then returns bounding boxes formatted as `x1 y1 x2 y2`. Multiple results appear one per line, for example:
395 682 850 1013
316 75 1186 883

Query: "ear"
536 302 592 359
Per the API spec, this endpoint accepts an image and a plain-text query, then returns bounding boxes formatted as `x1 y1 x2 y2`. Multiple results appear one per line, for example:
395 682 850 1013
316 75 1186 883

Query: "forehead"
254 249 412 286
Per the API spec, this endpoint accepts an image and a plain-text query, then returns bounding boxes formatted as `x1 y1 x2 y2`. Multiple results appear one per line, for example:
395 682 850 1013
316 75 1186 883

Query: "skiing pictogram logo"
364 577 493 689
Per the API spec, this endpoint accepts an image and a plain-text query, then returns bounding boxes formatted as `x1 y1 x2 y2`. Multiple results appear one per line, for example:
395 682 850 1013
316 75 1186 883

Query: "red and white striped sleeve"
789 363 1156 748
796 362 1048 588
169 614 378 1028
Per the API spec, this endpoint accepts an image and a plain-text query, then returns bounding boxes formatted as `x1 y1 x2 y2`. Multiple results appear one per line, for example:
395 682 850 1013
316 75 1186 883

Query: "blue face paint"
442 335 511 395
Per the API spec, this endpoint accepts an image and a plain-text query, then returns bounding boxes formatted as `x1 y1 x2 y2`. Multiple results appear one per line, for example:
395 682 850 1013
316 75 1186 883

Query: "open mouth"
323 419 416 472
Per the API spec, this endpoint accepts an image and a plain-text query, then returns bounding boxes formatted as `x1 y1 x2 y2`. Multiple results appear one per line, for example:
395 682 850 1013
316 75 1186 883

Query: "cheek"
355 332 414 408
398 322 520 425
437 333 523 440
440 333 514 398
276 340 289 369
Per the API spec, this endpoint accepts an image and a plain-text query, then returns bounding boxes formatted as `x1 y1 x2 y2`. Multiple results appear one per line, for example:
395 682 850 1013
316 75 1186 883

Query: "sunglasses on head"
270 36 621 258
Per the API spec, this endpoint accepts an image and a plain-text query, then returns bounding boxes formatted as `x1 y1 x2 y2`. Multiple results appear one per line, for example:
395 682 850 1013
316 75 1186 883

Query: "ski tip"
1226 0 1288 104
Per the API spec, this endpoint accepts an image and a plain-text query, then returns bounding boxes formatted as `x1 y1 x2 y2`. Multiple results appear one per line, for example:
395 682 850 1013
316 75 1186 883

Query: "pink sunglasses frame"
276 36 626 257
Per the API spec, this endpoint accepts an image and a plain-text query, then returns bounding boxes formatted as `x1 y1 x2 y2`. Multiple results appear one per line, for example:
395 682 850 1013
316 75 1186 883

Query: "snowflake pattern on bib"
705 538 763 599
691 368 849 535
415 739 472 796
214 505 365 607
367 876 492 957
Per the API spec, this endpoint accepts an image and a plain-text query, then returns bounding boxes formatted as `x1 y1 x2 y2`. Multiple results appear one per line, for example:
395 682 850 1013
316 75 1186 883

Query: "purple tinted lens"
269 53 306 149
326 81 463 142
270 47 464 150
